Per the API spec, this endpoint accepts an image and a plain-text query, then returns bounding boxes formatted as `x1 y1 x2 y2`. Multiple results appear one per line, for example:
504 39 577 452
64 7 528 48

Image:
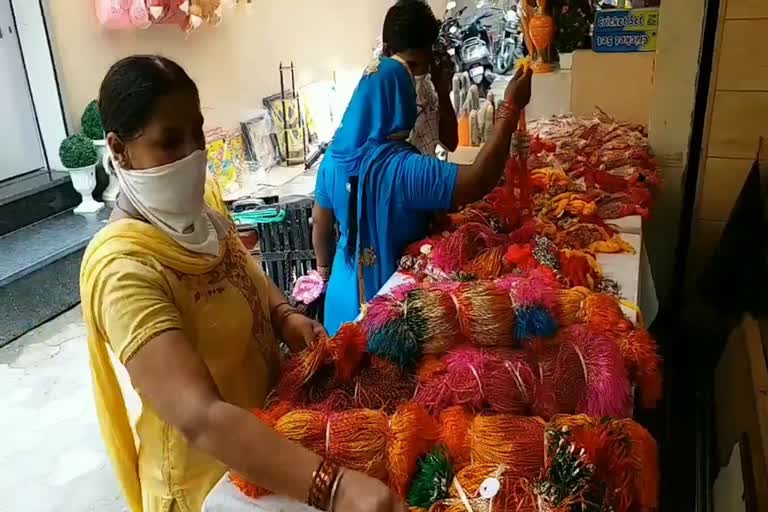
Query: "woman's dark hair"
98 55 198 141
382 0 440 54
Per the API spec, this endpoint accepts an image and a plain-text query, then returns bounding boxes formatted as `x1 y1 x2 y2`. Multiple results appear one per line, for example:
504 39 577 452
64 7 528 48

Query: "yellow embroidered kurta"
80 184 280 512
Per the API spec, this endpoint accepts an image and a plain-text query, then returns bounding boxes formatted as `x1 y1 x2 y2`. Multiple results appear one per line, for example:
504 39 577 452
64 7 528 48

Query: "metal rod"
279 62 289 165
290 61 307 164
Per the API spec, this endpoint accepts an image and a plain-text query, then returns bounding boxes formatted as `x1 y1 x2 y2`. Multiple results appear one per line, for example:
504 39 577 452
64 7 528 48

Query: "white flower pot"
559 52 574 70
94 140 119 203
66 164 104 215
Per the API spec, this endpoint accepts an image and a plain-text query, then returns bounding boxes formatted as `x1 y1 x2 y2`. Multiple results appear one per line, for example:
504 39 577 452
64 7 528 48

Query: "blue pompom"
514 305 558 342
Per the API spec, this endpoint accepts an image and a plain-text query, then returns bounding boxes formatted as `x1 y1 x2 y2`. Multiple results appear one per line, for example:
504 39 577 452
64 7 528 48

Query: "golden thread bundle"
438 407 545 476
234 404 439 499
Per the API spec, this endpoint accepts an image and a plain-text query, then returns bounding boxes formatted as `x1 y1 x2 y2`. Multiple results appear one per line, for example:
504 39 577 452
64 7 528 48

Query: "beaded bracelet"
496 101 520 122
317 266 331 281
308 459 341 511
270 300 291 316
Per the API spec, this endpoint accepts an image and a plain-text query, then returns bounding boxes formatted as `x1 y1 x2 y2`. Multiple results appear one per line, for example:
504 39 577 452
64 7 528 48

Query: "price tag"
479 477 500 499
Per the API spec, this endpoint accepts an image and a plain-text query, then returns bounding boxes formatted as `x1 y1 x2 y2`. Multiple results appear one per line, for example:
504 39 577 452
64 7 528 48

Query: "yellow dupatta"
79 181 229 512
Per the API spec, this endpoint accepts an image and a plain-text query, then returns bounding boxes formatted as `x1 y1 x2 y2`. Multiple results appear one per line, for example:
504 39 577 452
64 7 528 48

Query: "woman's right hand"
504 66 534 110
334 470 406 512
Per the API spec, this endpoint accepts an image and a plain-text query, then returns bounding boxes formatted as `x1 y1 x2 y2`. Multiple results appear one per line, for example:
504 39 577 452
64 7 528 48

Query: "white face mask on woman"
113 149 229 256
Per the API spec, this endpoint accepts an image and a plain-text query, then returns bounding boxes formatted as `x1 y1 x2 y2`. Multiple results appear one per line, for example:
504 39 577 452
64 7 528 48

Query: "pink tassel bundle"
414 330 633 420
430 223 508 275
496 266 560 311
414 347 538 416
556 286 663 410
552 325 633 417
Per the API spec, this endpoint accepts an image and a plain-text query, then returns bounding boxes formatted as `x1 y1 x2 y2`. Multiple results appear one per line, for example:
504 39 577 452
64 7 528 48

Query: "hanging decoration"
95 0 224 32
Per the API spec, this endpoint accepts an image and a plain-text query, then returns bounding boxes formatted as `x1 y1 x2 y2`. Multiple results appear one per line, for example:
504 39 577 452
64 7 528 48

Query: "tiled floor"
0 307 135 512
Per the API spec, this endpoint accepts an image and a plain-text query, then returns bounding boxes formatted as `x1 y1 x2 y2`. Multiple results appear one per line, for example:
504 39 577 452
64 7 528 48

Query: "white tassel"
149 6 165 19
189 14 203 29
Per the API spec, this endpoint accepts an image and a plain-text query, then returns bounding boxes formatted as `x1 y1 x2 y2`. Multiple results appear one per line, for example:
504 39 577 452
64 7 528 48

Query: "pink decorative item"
291 270 326 305
95 0 151 30
129 0 152 29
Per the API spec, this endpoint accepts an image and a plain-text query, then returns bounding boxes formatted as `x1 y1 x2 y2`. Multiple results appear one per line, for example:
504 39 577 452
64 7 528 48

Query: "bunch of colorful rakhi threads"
399 112 659 293
405 414 659 512
231 406 659 512
361 272 560 369
399 220 624 291
231 112 662 511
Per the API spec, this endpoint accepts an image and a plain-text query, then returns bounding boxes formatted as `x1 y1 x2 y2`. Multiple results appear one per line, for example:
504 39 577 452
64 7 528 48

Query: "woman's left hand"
280 313 326 352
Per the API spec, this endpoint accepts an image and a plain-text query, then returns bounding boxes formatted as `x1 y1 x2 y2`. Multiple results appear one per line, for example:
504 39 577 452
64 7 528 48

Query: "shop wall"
644 0 707 305
45 0 447 131
569 51 655 126
687 0 768 291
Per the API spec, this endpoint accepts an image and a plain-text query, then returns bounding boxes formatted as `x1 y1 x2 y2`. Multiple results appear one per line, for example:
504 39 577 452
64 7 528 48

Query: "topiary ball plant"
81 100 105 140
59 134 98 169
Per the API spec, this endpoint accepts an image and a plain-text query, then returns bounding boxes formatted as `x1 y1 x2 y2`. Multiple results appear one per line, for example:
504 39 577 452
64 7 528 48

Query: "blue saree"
315 57 459 335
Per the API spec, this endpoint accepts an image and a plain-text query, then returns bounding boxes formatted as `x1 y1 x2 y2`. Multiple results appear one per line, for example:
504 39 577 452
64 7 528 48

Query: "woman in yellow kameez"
81 56 404 512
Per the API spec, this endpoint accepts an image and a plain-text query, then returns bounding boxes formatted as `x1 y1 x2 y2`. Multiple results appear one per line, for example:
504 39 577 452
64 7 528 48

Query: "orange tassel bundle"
556 286 593 325
430 464 538 512
542 415 644 512
468 245 508 279
620 419 660 511
408 285 465 355
612 322 663 409
234 404 439 499
389 403 442 496
559 249 603 289
279 323 368 393
439 407 473 468
284 356 417 413
438 407 545 477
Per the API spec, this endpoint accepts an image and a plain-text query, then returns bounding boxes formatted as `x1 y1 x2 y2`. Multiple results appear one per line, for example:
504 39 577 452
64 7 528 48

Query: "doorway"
0 0 45 182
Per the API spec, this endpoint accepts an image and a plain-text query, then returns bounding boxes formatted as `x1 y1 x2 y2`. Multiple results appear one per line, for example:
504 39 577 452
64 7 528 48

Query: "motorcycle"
440 6 496 96
438 6 466 72
494 7 524 75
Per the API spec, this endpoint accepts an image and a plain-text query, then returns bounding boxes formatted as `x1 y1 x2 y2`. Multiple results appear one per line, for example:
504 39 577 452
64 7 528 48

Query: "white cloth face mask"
113 149 229 256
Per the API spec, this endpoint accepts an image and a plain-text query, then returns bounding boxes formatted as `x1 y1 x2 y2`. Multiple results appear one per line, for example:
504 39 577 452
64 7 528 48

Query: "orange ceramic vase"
528 0 555 73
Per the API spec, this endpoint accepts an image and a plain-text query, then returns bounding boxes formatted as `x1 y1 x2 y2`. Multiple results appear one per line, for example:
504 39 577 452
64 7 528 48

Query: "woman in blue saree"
313 56 532 335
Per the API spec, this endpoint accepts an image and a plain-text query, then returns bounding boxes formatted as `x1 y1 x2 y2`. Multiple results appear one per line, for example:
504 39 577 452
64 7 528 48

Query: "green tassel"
407 446 454 509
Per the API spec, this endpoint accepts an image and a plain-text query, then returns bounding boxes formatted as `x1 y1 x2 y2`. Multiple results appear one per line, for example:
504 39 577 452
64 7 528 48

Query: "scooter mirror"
446 1 457 11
